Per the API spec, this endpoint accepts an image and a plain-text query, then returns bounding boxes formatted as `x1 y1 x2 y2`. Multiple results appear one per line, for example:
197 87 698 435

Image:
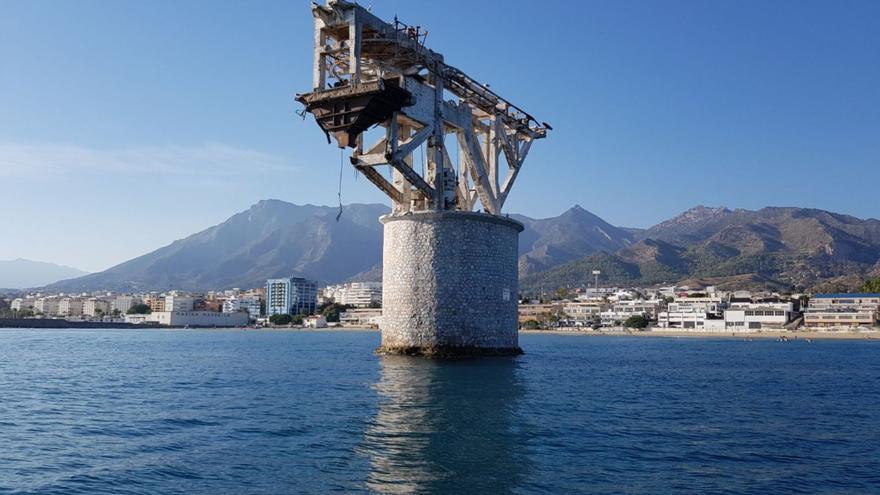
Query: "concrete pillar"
378 211 523 357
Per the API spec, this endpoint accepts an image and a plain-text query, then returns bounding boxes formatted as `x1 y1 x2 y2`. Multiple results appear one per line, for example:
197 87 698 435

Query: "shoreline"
521 327 880 340
2 323 879 340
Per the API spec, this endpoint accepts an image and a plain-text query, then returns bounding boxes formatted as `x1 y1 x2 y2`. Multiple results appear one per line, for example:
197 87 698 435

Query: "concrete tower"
297 1 550 356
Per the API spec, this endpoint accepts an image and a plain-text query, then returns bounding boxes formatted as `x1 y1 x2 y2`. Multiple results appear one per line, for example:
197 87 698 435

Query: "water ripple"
0 329 879 494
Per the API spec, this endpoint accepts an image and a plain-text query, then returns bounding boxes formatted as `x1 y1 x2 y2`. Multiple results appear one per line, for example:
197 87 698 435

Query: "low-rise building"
304 315 328 328
804 293 880 329
147 311 248 327
667 296 726 318
561 301 605 325
723 302 793 330
804 308 877 328
518 303 564 325
658 308 723 329
339 308 382 327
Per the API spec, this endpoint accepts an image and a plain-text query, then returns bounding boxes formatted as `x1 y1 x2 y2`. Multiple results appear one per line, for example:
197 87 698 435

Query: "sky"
1 0 878 272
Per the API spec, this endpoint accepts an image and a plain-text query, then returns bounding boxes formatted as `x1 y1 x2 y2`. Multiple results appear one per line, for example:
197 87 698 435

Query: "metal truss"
297 0 550 215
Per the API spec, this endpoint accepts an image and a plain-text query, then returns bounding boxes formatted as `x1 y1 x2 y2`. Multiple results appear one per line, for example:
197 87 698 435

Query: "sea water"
0 329 878 494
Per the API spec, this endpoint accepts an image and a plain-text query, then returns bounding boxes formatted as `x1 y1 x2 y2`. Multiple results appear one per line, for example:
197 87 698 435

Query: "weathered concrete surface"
378 211 523 357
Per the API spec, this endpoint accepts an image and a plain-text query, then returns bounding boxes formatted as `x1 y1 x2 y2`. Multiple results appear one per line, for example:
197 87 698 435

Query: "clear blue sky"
1 0 878 272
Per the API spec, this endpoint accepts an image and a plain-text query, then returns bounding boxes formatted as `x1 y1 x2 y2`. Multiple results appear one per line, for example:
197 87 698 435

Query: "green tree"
554 287 573 300
269 313 293 325
320 302 350 323
521 319 541 330
623 315 649 329
860 278 880 293
126 304 151 315
291 314 304 325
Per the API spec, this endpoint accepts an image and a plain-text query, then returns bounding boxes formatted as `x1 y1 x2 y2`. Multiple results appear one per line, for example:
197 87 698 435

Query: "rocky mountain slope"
47 200 389 292
45 201 880 293
521 206 880 293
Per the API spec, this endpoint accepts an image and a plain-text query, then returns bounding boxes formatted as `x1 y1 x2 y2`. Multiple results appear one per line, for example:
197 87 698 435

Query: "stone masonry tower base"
377 211 524 357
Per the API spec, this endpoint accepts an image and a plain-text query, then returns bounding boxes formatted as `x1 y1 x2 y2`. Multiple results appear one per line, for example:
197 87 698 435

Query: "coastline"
2 323 879 340
520 327 880 340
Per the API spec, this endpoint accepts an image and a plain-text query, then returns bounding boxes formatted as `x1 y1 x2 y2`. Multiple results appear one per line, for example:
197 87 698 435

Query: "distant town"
0 278 383 329
1 276 879 334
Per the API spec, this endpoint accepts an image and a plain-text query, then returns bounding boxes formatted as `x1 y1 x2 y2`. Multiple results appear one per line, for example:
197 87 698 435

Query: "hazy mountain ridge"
0 259 88 289
42 201 880 292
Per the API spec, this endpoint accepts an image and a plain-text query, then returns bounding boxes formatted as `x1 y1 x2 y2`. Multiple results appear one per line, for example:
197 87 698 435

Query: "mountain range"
0 259 88 289
44 200 880 293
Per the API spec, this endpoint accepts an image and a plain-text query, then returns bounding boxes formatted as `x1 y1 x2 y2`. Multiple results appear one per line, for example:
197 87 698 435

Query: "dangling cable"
336 148 344 221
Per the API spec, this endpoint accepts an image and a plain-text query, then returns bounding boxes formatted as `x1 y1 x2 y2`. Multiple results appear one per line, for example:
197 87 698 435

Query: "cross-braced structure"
297 0 550 215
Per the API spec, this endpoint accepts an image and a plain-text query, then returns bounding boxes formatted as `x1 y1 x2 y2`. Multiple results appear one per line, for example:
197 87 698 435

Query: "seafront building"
11 298 36 312
266 277 318 316
322 282 382 308
222 295 261 321
112 296 142 314
339 308 382 327
561 301 603 326
146 310 249 327
804 293 880 329
164 295 195 312
34 297 60 316
722 302 793 330
147 295 166 313
58 298 84 317
82 298 111 317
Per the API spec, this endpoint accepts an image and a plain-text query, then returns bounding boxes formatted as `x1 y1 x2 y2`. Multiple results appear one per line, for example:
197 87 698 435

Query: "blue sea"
0 329 879 494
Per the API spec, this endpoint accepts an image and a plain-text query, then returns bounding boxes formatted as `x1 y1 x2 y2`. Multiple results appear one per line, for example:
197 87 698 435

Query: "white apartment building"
58 298 84 317
323 282 382 308
11 298 36 311
82 298 111 317
222 296 261 321
668 296 726 317
34 298 60 316
112 296 142 314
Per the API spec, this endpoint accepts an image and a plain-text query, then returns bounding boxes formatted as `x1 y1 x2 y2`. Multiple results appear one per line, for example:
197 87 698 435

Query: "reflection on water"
360 356 529 494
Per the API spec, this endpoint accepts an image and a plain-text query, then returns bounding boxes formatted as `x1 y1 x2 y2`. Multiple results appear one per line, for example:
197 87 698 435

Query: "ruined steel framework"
297 0 550 215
